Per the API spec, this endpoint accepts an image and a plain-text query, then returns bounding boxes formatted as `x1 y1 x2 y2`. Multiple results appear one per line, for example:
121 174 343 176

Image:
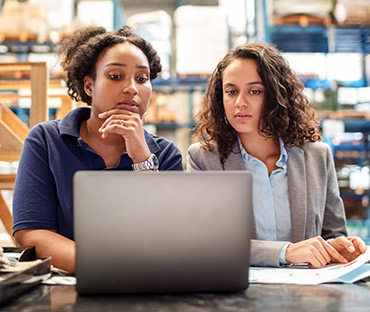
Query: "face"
222 58 265 137
84 42 152 117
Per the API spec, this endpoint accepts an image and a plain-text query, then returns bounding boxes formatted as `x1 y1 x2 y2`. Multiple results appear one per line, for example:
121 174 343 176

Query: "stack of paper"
250 247 370 285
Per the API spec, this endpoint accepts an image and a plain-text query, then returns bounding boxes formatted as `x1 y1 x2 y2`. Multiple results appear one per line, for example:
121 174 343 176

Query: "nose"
122 78 138 96
235 93 247 108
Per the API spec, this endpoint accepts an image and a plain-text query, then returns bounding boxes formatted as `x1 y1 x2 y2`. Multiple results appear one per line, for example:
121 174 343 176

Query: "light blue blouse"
239 137 292 243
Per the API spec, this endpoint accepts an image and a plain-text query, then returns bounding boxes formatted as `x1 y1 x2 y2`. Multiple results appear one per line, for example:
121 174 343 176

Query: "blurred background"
0 0 369 245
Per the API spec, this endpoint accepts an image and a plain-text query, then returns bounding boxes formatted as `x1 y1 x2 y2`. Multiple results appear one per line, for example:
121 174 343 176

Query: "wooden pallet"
316 110 370 120
274 14 333 27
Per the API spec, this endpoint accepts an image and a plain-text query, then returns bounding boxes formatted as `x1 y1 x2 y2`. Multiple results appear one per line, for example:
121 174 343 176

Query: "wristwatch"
132 153 159 172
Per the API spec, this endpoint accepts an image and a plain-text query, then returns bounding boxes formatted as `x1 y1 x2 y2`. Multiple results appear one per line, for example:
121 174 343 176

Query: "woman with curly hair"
12 26 183 273
187 43 365 268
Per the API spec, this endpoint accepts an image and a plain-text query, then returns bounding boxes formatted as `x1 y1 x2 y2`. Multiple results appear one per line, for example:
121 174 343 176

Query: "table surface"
1 282 370 312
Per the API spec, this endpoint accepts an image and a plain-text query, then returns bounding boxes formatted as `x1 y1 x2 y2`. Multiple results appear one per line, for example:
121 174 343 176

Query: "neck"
239 133 280 163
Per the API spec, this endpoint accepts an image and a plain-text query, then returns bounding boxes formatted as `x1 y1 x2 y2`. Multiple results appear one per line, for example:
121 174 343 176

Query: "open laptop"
73 171 252 294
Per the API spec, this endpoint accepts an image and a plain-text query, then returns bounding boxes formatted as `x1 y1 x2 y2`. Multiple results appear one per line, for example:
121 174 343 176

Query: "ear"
84 76 94 96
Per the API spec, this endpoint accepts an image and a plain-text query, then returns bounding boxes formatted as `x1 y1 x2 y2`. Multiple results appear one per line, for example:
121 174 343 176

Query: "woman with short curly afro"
12 26 183 273
187 43 365 268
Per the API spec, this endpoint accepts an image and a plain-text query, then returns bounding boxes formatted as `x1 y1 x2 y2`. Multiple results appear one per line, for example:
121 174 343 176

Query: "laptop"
73 171 252 294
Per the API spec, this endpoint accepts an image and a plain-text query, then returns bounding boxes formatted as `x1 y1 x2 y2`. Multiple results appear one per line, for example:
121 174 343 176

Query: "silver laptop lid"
74 171 252 294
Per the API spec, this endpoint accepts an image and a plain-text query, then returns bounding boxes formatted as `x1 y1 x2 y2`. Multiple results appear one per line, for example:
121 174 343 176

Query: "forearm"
14 229 75 273
250 239 288 267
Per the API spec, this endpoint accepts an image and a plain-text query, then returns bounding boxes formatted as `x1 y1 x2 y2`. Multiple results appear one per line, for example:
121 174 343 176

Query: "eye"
250 89 262 95
225 89 237 95
109 73 122 80
137 76 149 83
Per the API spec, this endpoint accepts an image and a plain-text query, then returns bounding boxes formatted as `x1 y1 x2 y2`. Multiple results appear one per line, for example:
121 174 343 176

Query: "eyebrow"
105 62 149 70
223 81 264 87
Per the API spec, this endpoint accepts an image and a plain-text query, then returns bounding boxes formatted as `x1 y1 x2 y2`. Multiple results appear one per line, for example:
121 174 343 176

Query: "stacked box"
273 0 334 18
337 0 370 26
0 0 49 42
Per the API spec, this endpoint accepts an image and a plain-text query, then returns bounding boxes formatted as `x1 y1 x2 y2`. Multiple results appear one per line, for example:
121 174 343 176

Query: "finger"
98 108 135 119
323 242 348 263
99 114 129 132
309 240 332 266
101 123 125 138
349 237 367 253
99 115 115 132
309 253 327 268
307 250 328 268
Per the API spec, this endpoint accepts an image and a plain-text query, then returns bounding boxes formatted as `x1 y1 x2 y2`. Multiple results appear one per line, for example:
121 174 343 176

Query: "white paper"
250 247 370 285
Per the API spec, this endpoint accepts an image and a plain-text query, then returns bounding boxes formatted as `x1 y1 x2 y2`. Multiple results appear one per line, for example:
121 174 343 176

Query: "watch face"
132 154 159 171
150 154 159 169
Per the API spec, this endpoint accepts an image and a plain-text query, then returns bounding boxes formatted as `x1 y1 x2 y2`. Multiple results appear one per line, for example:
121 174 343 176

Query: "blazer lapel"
223 143 245 170
287 147 307 242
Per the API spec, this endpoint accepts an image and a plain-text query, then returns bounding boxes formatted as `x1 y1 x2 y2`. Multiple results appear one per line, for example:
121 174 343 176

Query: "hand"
98 109 150 163
328 236 367 263
285 236 348 268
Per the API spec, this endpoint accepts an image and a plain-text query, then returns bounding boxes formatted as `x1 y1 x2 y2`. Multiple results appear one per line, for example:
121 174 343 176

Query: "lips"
117 100 139 113
234 112 252 120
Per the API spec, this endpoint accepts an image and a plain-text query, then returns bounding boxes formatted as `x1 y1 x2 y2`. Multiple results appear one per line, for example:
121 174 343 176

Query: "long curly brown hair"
57 26 162 105
194 43 321 163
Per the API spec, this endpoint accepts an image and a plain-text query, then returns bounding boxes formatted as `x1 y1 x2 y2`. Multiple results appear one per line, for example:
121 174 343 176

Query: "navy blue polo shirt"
12 107 183 240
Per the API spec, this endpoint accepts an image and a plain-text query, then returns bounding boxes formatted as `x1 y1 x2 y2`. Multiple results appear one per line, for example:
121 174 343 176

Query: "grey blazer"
187 141 347 267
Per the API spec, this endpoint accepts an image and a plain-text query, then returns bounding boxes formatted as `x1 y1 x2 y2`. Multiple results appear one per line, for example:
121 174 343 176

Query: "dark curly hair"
57 26 162 105
194 43 321 163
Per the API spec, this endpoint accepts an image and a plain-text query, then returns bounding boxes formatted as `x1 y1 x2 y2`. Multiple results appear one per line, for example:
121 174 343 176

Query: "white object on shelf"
127 10 172 79
174 5 229 75
272 0 334 18
37 0 74 31
77 0 114 31
349 167 370 191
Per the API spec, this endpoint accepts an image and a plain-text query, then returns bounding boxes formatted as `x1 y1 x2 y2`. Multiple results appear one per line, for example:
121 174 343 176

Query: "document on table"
249 247 370 285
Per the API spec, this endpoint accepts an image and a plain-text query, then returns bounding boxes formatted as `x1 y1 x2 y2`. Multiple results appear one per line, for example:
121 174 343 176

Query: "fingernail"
349 246 355 252
98 113 105 118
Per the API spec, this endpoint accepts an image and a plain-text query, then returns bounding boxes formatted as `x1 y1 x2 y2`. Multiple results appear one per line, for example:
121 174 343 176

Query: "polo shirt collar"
58 107 91 137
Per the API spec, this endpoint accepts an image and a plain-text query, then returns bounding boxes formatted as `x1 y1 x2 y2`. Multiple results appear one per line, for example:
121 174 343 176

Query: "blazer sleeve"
321 145 347 239
187 143 204 171
187 142 224 171
250 239 289 267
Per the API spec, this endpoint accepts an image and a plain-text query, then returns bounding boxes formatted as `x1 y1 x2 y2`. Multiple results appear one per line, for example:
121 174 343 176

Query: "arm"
187 142 209 171
155 136 183 170
321 144 347 239
320 145 366 261
250 239 288 267
14 230 75 273
13 124 75 270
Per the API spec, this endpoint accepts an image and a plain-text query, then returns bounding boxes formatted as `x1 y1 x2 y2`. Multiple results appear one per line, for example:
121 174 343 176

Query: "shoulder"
188 141 219 158
187 141 224 171
289 141 331 158
146 132 180 152
300 141 331 153
26 120 60 141
288 141 334 175
145 132 183 170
